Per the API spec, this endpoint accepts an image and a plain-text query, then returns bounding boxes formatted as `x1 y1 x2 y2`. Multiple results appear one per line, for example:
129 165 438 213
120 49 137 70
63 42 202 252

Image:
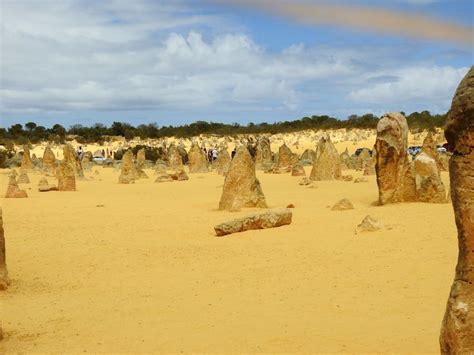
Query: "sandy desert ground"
0 130 457 353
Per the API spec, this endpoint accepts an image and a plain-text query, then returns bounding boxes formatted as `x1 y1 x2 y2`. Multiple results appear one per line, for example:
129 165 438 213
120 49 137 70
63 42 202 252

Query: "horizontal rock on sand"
215 208 292 237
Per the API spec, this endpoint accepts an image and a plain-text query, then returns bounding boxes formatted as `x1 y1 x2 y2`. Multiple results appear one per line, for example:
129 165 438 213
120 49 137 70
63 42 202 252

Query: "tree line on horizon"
0 111 446 146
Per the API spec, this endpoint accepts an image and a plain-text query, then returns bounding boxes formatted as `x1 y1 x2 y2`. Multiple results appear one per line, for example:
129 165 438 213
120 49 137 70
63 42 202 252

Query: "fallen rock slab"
215 208 292 237
355 215 383 234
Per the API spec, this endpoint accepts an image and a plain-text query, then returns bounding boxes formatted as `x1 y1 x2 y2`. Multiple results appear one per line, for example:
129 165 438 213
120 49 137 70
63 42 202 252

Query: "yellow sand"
1 134 456 353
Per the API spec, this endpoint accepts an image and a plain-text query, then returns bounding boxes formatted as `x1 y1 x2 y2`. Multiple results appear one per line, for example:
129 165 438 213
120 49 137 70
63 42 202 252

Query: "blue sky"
0 0 472 128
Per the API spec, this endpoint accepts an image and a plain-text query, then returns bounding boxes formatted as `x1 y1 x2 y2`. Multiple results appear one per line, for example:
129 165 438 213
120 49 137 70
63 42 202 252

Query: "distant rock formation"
188 142 209 173
118 150 138 184
309 137 342 181
0 207 9 290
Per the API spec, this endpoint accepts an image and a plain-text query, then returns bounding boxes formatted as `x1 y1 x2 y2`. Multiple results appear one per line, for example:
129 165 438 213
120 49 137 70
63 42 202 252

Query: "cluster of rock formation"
440 67 473 354
375 112 446 204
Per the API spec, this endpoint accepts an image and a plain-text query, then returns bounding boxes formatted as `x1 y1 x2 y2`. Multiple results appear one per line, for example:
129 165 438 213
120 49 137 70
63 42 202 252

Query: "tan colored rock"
42 146 56 175
155 163 167 175
170 169 189 181
275 143 296 171
17 171 30 184
118 150 137 184
63 144 84 178
255 137 272 169
440 66 474 354
355 215 382 234
57 146 76 191
167 144 183 170
375 112 417 204
216 147 231 175
414 152 446 203
214 208 292 236
291 163 306 177
5 172 28 198
155 174 174 183
299 177 313 186
310 137 342 181
340 175 354 182
0 208 9 290
331 198 354 211
136 148 146 169
300 149 316 164
354 177 369 183
38 177 57 192
20 146 33 171
219 146 267 212
188 142 209 173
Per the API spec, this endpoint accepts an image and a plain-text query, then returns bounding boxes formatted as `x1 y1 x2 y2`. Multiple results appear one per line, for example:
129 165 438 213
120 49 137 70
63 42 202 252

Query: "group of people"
203 147 218 163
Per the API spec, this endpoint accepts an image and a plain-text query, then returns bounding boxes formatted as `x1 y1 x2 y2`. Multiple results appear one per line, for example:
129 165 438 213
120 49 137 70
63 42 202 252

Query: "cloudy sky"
0 0 472 128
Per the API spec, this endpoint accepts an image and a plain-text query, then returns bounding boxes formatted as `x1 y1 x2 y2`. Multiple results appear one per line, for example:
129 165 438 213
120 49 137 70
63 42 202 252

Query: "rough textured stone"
414 152 447 203
58 145 77 191
5 172 28 198
354 177 369 183
219 146 267 212
375 112 416 204
188 142 209 173
170 169 189 181
64 144 84 178
42 146 56 176
255 137 272 169
17 171 30 184
0 208 9 290
301 149 316 164
331 198 354 211
20 146 33 171
309 137 342 181
154 174 174 183
275 143 296 171
118 150 138 184
167 144 184 170
440 66 474 354
136 148 146 169
38 177 57 192
216 147 231 175
355 215 382 234
299 177 313 186
214 208 292 236
291 163 306 177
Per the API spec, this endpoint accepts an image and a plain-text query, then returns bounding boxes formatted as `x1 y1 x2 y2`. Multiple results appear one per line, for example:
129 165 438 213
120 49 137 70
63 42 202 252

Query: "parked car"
436 144 447 154
354 148 373 157
408 146 422 157
92 155 105 164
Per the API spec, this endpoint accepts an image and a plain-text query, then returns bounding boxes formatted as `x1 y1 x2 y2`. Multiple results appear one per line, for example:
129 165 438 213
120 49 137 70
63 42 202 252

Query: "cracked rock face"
440 66 474 354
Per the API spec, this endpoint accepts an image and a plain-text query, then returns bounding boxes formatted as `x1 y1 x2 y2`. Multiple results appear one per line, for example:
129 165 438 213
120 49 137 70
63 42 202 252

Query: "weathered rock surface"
375 113 416 204
255 137 272 169
310 137 342 181
219 146 267 212
440 66 474 354
214 208 292 236
274 143 296 171
20 146 33 171
38 177 58 192
331 198 354 211
355 215 382 234
42 146 56 175
118 150 138 184
414 152 447 203
167 144 184 170
58 145 77 191
17 171 30 184
188 142 209 173
216 147 231 175
5 172 28 198
0 207 9 290
291 163 306 177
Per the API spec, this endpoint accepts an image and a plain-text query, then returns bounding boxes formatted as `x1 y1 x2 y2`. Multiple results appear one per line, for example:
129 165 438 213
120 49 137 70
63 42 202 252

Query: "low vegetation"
0 111 446 145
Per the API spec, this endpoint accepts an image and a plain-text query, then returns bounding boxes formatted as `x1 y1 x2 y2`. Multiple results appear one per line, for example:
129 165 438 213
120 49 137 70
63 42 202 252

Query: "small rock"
355 215 383 234
331 198 354 211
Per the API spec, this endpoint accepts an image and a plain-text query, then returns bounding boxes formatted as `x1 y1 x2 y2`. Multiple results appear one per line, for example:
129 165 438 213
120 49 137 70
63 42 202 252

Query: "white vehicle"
92 155 105 163
436 145 447 154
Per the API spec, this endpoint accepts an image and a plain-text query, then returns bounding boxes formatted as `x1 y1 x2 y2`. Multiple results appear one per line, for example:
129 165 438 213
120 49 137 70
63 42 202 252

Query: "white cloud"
348 66 469 106
0 0 469 124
